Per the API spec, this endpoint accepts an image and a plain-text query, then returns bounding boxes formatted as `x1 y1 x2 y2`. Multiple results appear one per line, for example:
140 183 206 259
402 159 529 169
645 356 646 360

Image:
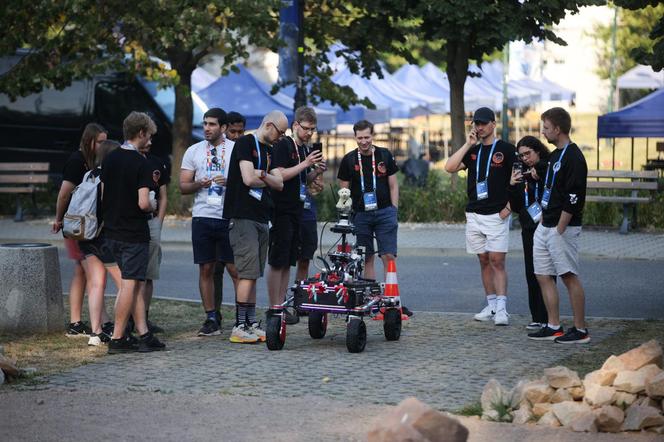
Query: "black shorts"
79 235 116 265
297 220 317 261
106 238 149 281
268 211 299 268
191 217 234 264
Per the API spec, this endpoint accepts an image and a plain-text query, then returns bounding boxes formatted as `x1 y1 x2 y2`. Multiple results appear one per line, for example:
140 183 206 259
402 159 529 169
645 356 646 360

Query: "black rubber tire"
346 318 367 353
266 312 286 351
383 308 402 341
308 311 327 339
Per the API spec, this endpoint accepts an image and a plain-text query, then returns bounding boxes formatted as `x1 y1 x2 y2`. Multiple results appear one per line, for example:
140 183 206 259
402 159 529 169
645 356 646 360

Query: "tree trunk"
170 61 195 215
446 41 470 191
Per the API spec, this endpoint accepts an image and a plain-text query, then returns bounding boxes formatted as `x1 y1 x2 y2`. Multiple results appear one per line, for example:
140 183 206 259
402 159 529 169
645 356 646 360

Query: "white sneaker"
494 309 510 326
250 322 266 342
473 305 495 322
87 334 102 346
229 324 259 344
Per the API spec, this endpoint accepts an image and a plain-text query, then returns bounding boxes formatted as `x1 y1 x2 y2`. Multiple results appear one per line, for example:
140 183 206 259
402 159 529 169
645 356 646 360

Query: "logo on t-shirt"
354 164 361 171
470 154 477 161
377 161 387 175
569 194 578 204
492 152 504 164
152 170 161 184
252 149 258 158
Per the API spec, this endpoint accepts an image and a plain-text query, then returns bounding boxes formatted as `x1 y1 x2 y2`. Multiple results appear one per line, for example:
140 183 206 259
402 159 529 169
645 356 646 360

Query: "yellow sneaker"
229 324 259 344
250 322 266 342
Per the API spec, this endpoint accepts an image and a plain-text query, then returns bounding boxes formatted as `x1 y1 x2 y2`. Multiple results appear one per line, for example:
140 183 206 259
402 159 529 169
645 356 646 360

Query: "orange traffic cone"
374 259 408 321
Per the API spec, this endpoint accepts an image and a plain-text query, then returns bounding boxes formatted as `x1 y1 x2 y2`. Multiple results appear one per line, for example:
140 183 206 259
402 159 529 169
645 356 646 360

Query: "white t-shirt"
181 138 235 219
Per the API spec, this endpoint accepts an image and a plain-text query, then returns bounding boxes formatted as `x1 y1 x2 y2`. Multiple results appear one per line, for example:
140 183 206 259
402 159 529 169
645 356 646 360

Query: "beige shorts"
229 218 269 280
465 212 510 254
145 217 162 281
533 224 582 276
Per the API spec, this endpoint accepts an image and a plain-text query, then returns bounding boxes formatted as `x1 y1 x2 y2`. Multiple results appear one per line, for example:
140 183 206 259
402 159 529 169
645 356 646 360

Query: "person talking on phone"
508 136 551 330
444 107 516 326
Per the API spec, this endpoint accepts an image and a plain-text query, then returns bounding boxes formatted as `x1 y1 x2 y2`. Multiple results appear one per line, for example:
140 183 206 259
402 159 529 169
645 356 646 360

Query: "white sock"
496 295 507 312
486 294 497 312
548 323 561 330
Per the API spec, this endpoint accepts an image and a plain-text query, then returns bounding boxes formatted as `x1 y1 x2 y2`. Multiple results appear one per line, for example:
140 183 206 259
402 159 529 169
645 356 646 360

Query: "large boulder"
511 404 532 425
480 379 510 421
532 402 552 418
568 386 585 401
614 370 649 394
621 404 664 431
584 384 616 407
613 391 638 407
523 380 554 405
593 405 625 433
602 355 626 372
551 401 593 427
367 397 468 442
617 340 663 371
544 366 581 389
550 388 573 404
646 372 664 399
569 412 598 433
537 411 561 427
583 369 617 388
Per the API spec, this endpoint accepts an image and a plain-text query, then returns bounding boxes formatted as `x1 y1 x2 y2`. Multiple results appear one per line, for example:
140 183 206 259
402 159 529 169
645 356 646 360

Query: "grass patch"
455 401 482 417
559 319 664 377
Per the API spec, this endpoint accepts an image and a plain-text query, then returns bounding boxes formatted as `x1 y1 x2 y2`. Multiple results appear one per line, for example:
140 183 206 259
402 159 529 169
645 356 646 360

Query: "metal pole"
501 44 509 141
608 4 618 112
630 137 634 170
293 0 306 110
596 138 600 170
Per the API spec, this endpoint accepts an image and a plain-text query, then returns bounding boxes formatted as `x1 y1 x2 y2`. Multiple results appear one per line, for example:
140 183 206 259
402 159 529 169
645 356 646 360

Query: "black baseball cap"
473 107 496 123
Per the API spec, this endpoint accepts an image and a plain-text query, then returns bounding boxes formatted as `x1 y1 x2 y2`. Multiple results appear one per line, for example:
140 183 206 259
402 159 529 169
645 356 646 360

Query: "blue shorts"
191 217 234 265
353 205 398 256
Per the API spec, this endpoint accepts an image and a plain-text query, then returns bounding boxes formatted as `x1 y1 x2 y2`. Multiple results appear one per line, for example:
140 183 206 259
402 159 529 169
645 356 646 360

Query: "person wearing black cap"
445 107 516 326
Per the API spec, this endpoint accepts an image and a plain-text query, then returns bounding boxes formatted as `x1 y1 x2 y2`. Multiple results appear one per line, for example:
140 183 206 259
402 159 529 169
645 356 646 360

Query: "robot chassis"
264 209 403 353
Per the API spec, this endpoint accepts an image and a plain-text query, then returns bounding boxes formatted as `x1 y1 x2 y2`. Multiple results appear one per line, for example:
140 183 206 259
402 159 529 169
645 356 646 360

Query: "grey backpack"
63 169 103 240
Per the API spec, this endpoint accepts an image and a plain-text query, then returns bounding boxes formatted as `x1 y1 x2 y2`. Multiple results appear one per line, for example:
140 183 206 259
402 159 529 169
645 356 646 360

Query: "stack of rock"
0 345 20 385
481 339 664 434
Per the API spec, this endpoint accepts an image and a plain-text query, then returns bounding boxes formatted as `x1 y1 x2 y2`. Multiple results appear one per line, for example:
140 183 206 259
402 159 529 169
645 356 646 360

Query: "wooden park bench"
0 163 50 221
586 169 660 234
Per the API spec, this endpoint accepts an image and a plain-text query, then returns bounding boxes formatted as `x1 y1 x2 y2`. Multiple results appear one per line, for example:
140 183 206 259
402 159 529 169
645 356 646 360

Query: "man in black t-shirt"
102 111 165 354
528 107 589 344
445 107 516 326
337 120 399 282
267 107 323 325
223 111 285 344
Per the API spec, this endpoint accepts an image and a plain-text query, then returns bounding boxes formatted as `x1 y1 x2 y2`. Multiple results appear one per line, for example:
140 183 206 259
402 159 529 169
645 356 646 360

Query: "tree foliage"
614 0 664 71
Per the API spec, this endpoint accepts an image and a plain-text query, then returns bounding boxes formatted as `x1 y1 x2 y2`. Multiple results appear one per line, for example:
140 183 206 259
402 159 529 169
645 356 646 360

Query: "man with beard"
180 108 238 337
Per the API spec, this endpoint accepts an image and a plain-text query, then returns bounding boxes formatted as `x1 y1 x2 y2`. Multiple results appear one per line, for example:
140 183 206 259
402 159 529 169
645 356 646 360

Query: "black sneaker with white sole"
197 319 221 336
66 321 92 337
102 321 114 336
527 325 565 341
554 327 590 344
138 332 166 352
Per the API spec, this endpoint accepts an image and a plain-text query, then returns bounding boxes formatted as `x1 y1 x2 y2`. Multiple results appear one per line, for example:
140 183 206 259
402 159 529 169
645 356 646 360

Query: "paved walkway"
2 217 663 260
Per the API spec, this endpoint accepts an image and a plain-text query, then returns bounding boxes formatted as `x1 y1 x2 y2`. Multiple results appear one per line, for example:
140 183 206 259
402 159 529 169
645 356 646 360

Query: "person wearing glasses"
223 111 285 343
508 136 551 331
180 108 239 337
529 107 589 344
267 107 324 325
444 107 516 326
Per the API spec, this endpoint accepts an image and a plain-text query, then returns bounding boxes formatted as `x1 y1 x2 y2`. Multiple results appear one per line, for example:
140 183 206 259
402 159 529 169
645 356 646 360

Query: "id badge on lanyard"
249 135 264 201
527 202 542 222
475 140 497 201
363 192 378 211
541 188 552 209
541 144 569 210
358 148 378 211
299 183 307 202
303 193 312 210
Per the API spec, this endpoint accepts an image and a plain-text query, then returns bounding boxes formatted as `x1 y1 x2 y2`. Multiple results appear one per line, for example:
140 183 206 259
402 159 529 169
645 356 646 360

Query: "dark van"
0 52 205 177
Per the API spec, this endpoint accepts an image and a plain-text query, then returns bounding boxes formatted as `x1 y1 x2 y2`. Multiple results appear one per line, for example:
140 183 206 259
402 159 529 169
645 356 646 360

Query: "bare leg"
488 251 507 296
104 265 122 323
379 253 396 282
561 273 586 329
81 257 106 334
267 265 289 306
133 281 148 336
226 263 240 295
236 279 257 304
69 261 86 322
198 262 215 312
477 253 495 295
295 259 310 282
537 274 560 326
213 261 224 313
143 280 154 313
112 278 140 339
364 253 377 280
279 266 291 302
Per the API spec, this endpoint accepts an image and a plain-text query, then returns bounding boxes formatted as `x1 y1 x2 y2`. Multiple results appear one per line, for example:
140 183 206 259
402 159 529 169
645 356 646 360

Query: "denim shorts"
353 205 398 256
191 217 234 265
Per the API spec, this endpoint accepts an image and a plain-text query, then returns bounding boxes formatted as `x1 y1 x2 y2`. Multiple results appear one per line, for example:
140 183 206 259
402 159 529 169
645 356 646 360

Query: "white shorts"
465 212 510 254
533 224 582 276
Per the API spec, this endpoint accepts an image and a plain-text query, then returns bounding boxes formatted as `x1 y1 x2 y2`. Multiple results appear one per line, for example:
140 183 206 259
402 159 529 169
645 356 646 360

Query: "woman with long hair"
509 135 552 330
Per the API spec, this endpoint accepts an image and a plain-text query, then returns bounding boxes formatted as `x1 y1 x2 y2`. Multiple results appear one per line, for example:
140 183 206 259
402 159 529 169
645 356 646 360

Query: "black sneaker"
66 321 92 337
108 335 139 354
138 332 166 352
147 320 165 334
215 311 222 327
197 319 221 336
284 308 300 325
98 331 112 343
555 327 591 344
528 325 565 341
102 321 114 336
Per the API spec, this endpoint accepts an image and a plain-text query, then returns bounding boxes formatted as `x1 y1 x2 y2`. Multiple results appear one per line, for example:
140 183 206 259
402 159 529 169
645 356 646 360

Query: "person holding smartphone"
508 136 551 330
444 107 516 326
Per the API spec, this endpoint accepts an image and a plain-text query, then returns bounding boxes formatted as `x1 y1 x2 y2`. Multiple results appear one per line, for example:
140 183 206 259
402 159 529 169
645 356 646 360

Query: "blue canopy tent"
197 65 336 131
392 64 450 113
597 87 664 170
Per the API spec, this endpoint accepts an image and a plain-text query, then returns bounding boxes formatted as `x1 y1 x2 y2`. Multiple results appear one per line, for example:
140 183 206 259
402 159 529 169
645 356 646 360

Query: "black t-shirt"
541 143 587 228
144 152 170 212
100 147 153 243
62 151 88 185
337 146 398 212
461 139 516 215
223 134 274 223
508 160 548 230
272 137 306 214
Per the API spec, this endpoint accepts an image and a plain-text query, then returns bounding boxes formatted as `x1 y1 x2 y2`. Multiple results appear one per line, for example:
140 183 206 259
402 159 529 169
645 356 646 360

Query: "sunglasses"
270 122 286 137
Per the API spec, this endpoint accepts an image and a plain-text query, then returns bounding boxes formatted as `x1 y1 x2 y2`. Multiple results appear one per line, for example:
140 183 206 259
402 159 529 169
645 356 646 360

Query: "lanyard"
525 182 539 206
544 143 570 189
206 141 225 177
358 147 376 193
253 134 263 170
288 136 306 185
476 139 498 182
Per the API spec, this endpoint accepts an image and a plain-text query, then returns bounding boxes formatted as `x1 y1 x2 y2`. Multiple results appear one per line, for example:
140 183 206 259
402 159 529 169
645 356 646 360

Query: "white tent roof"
617 65 664 90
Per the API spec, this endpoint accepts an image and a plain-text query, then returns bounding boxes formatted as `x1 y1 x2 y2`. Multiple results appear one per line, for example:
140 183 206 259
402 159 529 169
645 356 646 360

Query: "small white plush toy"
336 188 352 211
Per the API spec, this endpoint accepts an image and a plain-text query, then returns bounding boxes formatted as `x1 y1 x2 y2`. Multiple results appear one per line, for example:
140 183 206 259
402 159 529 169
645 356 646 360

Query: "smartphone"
312 142 323 153
512 160 523 174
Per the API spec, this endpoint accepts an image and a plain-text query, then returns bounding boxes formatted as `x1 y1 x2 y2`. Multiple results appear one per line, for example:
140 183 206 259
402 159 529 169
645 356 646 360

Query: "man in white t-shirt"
179 108 238 336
